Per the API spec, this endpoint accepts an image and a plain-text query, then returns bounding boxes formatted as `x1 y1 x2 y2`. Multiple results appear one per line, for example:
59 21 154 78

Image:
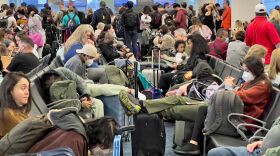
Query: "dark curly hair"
27 5 38 15
86 117 119 149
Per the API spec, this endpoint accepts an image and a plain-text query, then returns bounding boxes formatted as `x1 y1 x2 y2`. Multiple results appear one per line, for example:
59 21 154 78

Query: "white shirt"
272 73 280 86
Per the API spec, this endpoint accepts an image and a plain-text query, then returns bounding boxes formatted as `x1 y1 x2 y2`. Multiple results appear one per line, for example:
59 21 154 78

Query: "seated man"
5 36 39 73
40 70 104 119
209 28 228 60
208 116 280 156
64 44 93 79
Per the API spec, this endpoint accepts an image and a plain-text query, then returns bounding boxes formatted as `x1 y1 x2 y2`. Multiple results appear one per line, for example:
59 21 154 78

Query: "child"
161 40 187 68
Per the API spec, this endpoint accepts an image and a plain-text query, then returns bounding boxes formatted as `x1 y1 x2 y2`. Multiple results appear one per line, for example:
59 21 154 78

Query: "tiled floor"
123 122 182 156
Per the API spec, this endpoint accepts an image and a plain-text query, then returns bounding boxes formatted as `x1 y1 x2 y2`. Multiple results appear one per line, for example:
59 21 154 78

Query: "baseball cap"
255 4 267 13
76 44 97 57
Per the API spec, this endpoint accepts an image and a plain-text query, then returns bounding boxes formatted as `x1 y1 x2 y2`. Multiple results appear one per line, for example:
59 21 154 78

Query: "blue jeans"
208 147 262 156
124 30 138 55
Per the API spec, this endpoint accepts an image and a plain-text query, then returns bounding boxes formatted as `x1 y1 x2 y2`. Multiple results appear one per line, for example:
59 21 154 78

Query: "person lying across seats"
118 56 272 155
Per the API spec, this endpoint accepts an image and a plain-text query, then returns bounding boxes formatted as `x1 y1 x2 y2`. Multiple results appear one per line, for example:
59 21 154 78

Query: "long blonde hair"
268 49 280 80
245 44 267 60
270 9 280 24
64 24 94 54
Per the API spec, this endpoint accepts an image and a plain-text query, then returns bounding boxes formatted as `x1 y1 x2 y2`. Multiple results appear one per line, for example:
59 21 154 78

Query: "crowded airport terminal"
1 0 280 155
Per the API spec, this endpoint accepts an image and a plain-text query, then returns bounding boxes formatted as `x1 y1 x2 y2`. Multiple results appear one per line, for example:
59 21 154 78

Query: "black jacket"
121 8 139 31
92 8 111 30
99 43 120 63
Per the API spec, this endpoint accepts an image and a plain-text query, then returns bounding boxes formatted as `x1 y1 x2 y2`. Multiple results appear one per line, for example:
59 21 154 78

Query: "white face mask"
242 71 255 82
85 59 94 66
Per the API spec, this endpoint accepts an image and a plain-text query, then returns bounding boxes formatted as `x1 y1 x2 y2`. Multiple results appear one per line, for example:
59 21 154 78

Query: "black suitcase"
132 113 166 156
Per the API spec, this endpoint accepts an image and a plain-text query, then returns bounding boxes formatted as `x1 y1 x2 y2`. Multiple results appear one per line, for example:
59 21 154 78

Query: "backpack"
203 91 244 137
164 14 174 26
115 15 124 37
0 117 52 155
49 80 78 102
66 14 78 32
124 11 138 28
151 12 161 28
0 16 9 28
140 28 152 45
100 8 111 24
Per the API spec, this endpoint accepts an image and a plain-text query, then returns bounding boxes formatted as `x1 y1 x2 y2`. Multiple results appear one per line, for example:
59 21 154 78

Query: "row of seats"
207 55 243 85
205 55 280 150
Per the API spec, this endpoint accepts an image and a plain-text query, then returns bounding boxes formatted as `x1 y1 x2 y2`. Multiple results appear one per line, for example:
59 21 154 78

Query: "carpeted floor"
123 122 182 156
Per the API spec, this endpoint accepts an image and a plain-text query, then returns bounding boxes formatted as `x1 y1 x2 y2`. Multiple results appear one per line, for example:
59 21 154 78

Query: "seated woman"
99 32 125 63
189 16 212 40
174 56 272 154
0 72 31 139
153 25 175 52
94 22 105 42
63 24 95 63
96 24 116 46
161 40 187 69
119 56 272 155
268 49 280 87
159 33 209 96
245 44 267 63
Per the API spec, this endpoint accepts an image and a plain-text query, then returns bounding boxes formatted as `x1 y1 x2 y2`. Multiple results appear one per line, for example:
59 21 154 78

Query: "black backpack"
0 16 9 28
124 11 138 28
100 8 111 24
115 15 124 37
164 14 174 26
203 91 244 137
151 12 162 28
66 14 79 34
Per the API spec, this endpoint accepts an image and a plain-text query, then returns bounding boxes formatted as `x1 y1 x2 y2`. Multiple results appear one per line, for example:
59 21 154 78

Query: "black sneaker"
173 143 200 155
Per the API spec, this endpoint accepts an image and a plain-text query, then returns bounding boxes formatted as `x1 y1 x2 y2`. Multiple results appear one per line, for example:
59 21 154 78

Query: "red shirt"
175 9 187 29
246 16 280 64
235 80 271 124
221 6 231 30
209 38 228 60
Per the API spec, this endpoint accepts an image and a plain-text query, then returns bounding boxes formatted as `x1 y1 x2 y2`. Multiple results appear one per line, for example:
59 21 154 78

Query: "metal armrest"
116 125 135 135
228 113 267 127
228 113 268 142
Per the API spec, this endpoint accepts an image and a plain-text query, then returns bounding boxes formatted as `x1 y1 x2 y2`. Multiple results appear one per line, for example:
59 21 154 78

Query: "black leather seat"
220 63 232 80
214 60 226 77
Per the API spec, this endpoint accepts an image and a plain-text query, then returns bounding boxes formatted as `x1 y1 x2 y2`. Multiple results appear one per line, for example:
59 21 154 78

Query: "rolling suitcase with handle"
131 61 166 156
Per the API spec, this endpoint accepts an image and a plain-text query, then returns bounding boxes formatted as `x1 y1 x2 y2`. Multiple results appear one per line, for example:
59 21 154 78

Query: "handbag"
29 32 43 48
187 80 209 101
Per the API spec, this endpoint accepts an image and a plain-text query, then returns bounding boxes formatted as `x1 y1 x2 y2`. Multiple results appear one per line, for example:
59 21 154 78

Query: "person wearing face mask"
224 56 272 125
5 36 39 74
64 44 100 80
117 56 272 155
209 28 229 60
